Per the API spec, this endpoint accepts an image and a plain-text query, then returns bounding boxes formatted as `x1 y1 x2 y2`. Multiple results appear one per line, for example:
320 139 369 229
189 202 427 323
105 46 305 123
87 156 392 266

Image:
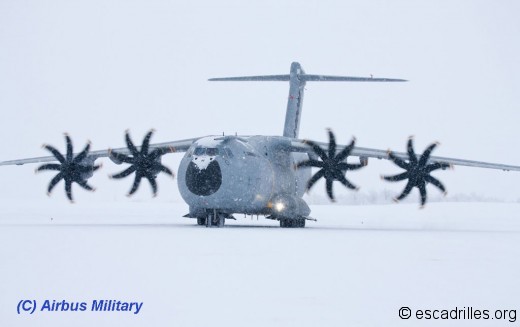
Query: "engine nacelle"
359 156 368 166
77 156 99 181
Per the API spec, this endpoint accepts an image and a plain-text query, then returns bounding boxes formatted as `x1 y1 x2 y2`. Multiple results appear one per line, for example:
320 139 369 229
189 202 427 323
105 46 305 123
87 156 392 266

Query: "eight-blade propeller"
382 137 451 207
296 129 365 201
36 134 100 202
109 129 174 197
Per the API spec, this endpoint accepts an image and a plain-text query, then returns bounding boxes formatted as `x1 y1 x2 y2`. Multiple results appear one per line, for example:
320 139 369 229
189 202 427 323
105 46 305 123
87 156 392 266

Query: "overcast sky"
0 0 518 203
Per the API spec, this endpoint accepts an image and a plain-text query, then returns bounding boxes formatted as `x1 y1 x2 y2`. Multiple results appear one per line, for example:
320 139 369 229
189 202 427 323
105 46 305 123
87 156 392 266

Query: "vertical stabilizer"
283 62 306 138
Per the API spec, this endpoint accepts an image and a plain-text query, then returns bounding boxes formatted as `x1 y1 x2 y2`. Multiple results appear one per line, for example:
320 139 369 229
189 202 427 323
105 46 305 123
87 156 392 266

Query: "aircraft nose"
185 159 222 196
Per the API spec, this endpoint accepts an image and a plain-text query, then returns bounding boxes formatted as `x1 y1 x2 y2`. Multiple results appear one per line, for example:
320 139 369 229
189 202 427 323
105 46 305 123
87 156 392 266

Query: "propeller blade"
39 135 99 201
128 173 143 196
65 134 73 161
160 165 174 176
147 175 158 196
395 180 414 201
43 145 65 163
426 162 451 173
326 178 334 201
73 142 91 163
407 138 417 164
76 179 95 191
418 181 427 206
296 159 324 169
36 163 62 172
306 169 325 190
418 142 438 166
335 138 356 162
382 171 409 182
111 166 137 179
141 129 154 155
125 131 139 157
383 138 449 206
298 130 364 201
336 173 357 190
327 129 336 159
65 179 73 202
47 172 64 194
388 151 410 170
424 175 446 193
111 130 174 197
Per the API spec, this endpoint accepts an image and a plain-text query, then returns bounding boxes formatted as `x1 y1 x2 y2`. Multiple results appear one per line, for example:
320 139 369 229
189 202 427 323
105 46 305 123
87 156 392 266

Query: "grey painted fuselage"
178 135 311 219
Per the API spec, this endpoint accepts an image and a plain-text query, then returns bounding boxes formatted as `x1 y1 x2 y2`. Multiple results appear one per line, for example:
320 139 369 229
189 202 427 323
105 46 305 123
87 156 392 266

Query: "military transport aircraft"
1 62 519 228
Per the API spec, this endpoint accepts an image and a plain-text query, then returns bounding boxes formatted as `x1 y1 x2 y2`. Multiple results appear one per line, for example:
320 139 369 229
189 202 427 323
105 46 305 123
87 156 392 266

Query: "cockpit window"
193 147 219 156
194 147 205 156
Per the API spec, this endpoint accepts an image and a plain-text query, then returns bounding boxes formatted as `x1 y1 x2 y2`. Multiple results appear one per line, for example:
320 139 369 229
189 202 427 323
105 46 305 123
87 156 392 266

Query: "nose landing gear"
198 209 226 227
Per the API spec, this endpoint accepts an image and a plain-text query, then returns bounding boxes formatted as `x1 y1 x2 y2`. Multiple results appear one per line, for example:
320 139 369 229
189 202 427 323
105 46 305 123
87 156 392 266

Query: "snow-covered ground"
1 200 520 326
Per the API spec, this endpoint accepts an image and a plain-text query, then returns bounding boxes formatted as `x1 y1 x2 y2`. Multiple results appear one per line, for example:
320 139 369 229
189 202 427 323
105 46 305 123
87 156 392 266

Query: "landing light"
274 202 285 212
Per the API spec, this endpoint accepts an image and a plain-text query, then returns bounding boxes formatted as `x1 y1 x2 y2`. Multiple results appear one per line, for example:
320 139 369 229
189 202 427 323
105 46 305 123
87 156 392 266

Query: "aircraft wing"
0 137 198 167
290 140 520 172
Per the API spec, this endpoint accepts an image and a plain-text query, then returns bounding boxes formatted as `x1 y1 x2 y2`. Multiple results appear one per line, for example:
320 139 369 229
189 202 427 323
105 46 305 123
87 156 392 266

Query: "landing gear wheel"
280 218 306 228
205 210 225 227
197 217 206 225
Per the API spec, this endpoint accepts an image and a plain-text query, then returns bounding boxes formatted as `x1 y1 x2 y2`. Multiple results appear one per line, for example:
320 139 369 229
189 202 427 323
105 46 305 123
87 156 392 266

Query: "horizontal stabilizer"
209 75 290 81
209 74 406 82
301 74 407 82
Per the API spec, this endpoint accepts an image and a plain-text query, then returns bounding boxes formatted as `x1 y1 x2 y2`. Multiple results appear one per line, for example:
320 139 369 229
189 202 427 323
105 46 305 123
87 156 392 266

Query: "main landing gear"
279 218 306 228
198 209 225 227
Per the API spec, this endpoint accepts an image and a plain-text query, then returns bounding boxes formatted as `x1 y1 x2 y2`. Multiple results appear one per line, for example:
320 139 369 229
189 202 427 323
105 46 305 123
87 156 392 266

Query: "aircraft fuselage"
177 135 311 219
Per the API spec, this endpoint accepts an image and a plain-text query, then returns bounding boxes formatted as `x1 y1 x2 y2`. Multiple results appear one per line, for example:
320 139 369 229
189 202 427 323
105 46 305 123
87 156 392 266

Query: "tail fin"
209 62 406 139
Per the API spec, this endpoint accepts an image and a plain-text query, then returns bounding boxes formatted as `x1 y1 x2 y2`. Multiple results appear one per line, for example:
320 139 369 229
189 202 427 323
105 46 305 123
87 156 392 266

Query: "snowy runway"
1 201 520 326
